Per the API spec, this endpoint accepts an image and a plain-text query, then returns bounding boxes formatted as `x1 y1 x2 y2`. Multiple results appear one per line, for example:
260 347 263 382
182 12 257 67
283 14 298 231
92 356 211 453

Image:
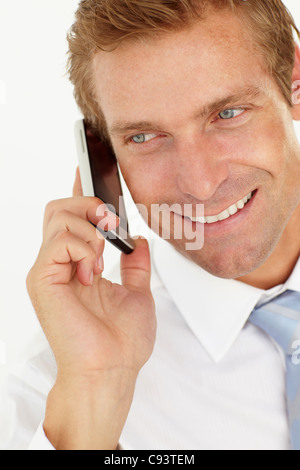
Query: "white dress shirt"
1 238 300 450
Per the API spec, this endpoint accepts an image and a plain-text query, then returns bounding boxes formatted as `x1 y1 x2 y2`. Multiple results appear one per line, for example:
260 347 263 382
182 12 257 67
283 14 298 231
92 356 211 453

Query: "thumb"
73 166 83 197
120 237 152 294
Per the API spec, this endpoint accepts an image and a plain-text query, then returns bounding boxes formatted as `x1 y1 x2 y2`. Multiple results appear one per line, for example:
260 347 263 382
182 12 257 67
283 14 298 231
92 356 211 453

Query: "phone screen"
80 121 135 254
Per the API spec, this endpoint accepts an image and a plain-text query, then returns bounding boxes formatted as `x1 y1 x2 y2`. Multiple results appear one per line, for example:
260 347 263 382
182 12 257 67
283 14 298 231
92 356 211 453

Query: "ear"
291 44 300 120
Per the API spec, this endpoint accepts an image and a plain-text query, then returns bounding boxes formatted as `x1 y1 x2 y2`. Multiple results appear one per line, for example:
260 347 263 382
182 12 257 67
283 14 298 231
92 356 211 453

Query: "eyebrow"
109 85 264 137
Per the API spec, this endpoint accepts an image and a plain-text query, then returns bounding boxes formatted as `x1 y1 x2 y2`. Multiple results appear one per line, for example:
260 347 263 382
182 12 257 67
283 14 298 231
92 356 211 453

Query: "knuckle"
26 270 32 292
50 209 69 225
26 266 36 296
44 199 63 227
45 199 59 216
45 198 74 217
54 230 72 242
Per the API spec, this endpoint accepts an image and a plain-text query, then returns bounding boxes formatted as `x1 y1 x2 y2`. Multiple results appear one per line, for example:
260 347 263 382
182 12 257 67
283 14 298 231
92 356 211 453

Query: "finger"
39 231 97 287
44 210 106 276
44 209 105 246
120 237 152 295
73 166 83 197
43 198 120 235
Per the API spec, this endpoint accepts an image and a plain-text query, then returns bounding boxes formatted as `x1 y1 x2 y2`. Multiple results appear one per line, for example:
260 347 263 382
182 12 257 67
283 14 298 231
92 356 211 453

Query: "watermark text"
95 198 205 251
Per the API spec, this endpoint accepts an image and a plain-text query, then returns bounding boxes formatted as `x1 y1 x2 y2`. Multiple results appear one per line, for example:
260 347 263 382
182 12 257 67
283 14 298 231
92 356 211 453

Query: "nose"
174 134 229 201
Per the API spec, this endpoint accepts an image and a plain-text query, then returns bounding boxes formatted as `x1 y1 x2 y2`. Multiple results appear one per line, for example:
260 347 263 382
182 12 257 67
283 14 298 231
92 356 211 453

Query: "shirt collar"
286 256 300 293
152 238 300 363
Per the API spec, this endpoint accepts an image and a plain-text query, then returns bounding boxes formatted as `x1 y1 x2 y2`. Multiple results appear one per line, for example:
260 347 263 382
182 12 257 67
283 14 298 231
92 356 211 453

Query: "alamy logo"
292 340 300 366
95 199 205 251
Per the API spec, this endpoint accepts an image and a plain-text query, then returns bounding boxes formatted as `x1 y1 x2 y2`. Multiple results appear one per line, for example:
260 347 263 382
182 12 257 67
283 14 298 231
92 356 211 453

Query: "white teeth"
218 209 230 221
228 204 238 216
189 192 254 224
206 215 219 224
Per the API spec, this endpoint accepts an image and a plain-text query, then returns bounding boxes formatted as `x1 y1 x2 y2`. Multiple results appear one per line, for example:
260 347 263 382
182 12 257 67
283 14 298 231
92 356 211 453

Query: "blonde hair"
67 0 300 142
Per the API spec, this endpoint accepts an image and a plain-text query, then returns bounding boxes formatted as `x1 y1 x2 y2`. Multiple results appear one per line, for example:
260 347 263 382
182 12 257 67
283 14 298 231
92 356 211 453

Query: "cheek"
119 156 173 205
215 117 289 177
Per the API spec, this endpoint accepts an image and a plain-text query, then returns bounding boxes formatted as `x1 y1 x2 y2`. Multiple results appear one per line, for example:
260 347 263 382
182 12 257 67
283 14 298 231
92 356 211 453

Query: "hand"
26 167 156 449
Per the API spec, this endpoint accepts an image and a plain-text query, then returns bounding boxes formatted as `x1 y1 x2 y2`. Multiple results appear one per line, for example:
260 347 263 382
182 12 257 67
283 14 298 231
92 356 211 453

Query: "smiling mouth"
184 190 257 225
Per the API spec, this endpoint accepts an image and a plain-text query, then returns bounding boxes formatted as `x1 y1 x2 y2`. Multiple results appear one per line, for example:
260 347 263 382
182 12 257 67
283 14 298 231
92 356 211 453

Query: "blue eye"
131 133 158 144
219 109 244 120
132 134 146 143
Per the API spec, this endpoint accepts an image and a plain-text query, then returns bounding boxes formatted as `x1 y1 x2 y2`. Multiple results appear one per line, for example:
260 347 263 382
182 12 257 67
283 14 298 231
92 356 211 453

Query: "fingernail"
98 256 104 272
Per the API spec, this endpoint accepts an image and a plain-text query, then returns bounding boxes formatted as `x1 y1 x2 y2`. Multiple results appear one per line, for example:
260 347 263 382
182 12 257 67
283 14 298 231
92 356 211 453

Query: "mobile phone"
74 119 135 255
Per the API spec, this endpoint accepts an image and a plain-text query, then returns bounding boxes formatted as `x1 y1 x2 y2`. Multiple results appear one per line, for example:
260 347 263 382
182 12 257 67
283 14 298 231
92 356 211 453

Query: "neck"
237 204 300 290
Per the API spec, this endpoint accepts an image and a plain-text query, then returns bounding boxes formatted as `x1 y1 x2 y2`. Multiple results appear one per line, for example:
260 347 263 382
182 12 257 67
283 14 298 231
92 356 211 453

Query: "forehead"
92 9 272 129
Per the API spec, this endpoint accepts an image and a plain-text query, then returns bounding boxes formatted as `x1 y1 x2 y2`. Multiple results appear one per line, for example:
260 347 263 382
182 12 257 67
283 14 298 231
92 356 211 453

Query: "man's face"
93 9 300 279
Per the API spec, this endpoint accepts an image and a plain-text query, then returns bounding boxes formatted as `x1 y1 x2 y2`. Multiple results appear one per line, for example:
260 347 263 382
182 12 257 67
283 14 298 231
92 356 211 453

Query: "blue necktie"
250 290 300 450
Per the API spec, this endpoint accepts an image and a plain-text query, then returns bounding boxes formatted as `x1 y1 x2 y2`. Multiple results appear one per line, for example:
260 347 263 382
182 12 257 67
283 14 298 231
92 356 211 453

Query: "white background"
0 0 300 386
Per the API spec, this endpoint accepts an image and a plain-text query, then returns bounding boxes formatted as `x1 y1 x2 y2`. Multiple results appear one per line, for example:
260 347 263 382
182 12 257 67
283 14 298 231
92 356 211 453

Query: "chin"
177 238 273 280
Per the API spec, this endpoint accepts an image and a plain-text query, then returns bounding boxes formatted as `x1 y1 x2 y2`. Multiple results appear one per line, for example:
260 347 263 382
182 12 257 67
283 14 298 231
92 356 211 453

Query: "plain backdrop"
0 0 300 387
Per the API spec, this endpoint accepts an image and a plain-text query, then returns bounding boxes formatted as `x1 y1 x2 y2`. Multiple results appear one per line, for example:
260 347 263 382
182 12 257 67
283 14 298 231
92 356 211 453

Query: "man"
3 0 300 450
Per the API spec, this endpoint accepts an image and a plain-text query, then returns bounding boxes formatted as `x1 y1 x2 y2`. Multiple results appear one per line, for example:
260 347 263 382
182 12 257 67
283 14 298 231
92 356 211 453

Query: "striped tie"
250 290 300 450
